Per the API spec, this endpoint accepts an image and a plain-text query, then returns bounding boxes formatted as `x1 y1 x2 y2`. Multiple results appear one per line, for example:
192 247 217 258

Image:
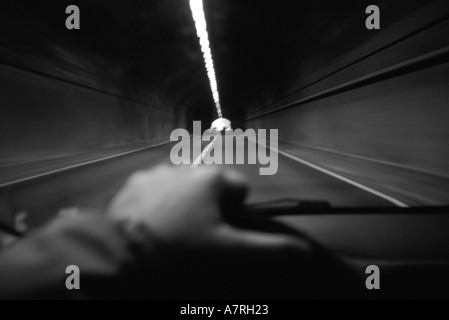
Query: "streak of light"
189 0 222 118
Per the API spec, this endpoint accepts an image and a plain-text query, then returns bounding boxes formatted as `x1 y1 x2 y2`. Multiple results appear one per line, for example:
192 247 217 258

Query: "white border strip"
191 134 219 169
257 140 409 208
0 140 173 188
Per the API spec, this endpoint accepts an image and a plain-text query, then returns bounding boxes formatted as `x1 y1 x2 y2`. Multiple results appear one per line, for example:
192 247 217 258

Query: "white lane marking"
282 140 449 180
255 139 409 208
0 140 173 188
191 134 219 168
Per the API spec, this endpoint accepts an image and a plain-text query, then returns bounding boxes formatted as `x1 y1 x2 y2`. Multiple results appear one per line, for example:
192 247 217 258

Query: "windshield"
0 0 448 233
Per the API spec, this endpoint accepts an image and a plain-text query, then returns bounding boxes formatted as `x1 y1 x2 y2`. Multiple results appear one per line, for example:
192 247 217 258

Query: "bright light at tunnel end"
189 0 222 118
183 1 280 177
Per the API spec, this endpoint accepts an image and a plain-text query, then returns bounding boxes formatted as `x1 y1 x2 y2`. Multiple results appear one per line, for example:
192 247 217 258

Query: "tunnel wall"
246 3 449 179
0 63 187 163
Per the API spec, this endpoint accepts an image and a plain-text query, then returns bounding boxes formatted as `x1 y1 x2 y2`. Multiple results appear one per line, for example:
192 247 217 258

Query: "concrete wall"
246 4 449 178
0 64 187 163
248 63 449 177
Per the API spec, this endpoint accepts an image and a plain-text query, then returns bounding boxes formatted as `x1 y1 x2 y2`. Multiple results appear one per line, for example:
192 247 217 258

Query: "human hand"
108 165 358 299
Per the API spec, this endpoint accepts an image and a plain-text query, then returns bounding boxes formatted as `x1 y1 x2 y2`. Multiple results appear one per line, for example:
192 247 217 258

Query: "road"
196 134 396 206
0 132 400 232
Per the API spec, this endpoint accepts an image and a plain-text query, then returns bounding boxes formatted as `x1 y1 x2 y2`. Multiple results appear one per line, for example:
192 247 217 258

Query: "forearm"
0 213 149 299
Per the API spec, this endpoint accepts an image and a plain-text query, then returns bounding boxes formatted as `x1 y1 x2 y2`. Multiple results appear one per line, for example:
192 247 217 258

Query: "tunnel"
1 0 449 231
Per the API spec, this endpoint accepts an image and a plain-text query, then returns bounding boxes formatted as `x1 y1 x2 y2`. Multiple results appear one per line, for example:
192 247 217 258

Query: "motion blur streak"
1 1 449 233
189 0 222 118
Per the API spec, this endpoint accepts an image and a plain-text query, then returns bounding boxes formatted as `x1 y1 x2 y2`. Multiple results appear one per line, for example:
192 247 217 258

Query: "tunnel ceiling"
0 0 433 125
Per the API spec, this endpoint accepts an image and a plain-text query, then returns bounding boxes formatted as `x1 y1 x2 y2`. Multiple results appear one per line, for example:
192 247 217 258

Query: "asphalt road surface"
0 132 400 232
197 134 395 207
